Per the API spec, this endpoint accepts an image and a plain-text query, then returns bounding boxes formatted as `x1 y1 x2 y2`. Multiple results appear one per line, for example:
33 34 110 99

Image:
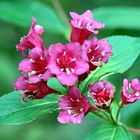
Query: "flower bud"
88 80 114 109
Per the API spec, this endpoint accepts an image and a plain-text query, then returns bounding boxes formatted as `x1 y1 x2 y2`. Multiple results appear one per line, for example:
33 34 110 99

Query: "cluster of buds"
14 10 140 124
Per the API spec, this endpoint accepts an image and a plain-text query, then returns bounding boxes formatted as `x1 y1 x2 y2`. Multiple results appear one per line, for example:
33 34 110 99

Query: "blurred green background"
0 0 140 140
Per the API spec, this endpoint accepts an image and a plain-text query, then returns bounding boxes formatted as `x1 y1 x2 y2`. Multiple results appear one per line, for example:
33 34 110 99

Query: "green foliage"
80 36 140 93
84 123 132 140
0 1 68 35
47 77 67 93
122 101 140 122
94 7 140 30
0 55 17 85
1 0 140 139
0 91 60 125
110 101 120 121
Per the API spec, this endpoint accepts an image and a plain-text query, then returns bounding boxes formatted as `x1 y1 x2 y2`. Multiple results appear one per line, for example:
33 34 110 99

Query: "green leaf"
110 101 120 121
0 91 60 125
47 77 67 93
80 36 140 93
85 123 132 140
94 7 140 30
0 1 68 35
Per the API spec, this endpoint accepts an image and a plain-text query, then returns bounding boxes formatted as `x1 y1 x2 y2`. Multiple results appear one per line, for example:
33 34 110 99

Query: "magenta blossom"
70 10 104 44
57 86 90 124
82 37 112 71
14 75 55 102
121 79 140 104
88 80 114 109
48 42 89 86
19 46 52 83
16 17 45 56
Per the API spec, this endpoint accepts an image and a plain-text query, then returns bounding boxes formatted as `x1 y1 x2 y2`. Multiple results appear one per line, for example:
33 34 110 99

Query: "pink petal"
70 12 79 19
48 59 61 75
59 96 72 110
74 59 89 75
57 72 78 86
67 86 81 99
19 59 33 72
65 42 81 57
34 25 44 35
42 70 52 81
131 78 139 87
14 76 27 90
28 75 40 83
29 46 43 60
49 43 64 56
57 110 84 124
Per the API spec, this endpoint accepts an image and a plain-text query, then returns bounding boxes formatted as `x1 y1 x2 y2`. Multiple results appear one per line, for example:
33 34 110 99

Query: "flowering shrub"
1 9 140 140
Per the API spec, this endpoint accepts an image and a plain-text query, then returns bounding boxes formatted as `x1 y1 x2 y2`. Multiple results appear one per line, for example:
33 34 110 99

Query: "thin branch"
118 122 140 135
90 108 111 123
126 126 140 135
91 107 140 135
51 0 69 27
109 109 117 124
116 101 123 121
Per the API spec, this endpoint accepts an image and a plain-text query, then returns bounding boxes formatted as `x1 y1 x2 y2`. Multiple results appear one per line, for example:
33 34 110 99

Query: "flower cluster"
14 17 55 102
14 10 140 124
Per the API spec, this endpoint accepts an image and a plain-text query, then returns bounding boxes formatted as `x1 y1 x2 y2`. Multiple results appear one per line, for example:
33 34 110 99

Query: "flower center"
77 17 92 29
126 84 140 97
29 56 48 75
56 51 76 74
87 45 101 62
66 97 84 116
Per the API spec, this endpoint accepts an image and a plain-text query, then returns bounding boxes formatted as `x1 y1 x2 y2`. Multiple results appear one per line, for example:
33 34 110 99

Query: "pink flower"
121 79 140 104
19 46 52 83
70 10 104 44
82 37 112 71
88 80 114 109
48 42 89 86
57 86 90 124
16 17 45 56
14 75 55 102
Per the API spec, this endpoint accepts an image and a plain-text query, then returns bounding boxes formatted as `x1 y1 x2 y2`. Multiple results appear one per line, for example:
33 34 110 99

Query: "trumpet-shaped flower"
14 75 54 101
48 42 89 86
19 46 52 83
16 17 45 56
121 79 140 104
70 10 104 44
82 37 112 71
57 86 90 124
